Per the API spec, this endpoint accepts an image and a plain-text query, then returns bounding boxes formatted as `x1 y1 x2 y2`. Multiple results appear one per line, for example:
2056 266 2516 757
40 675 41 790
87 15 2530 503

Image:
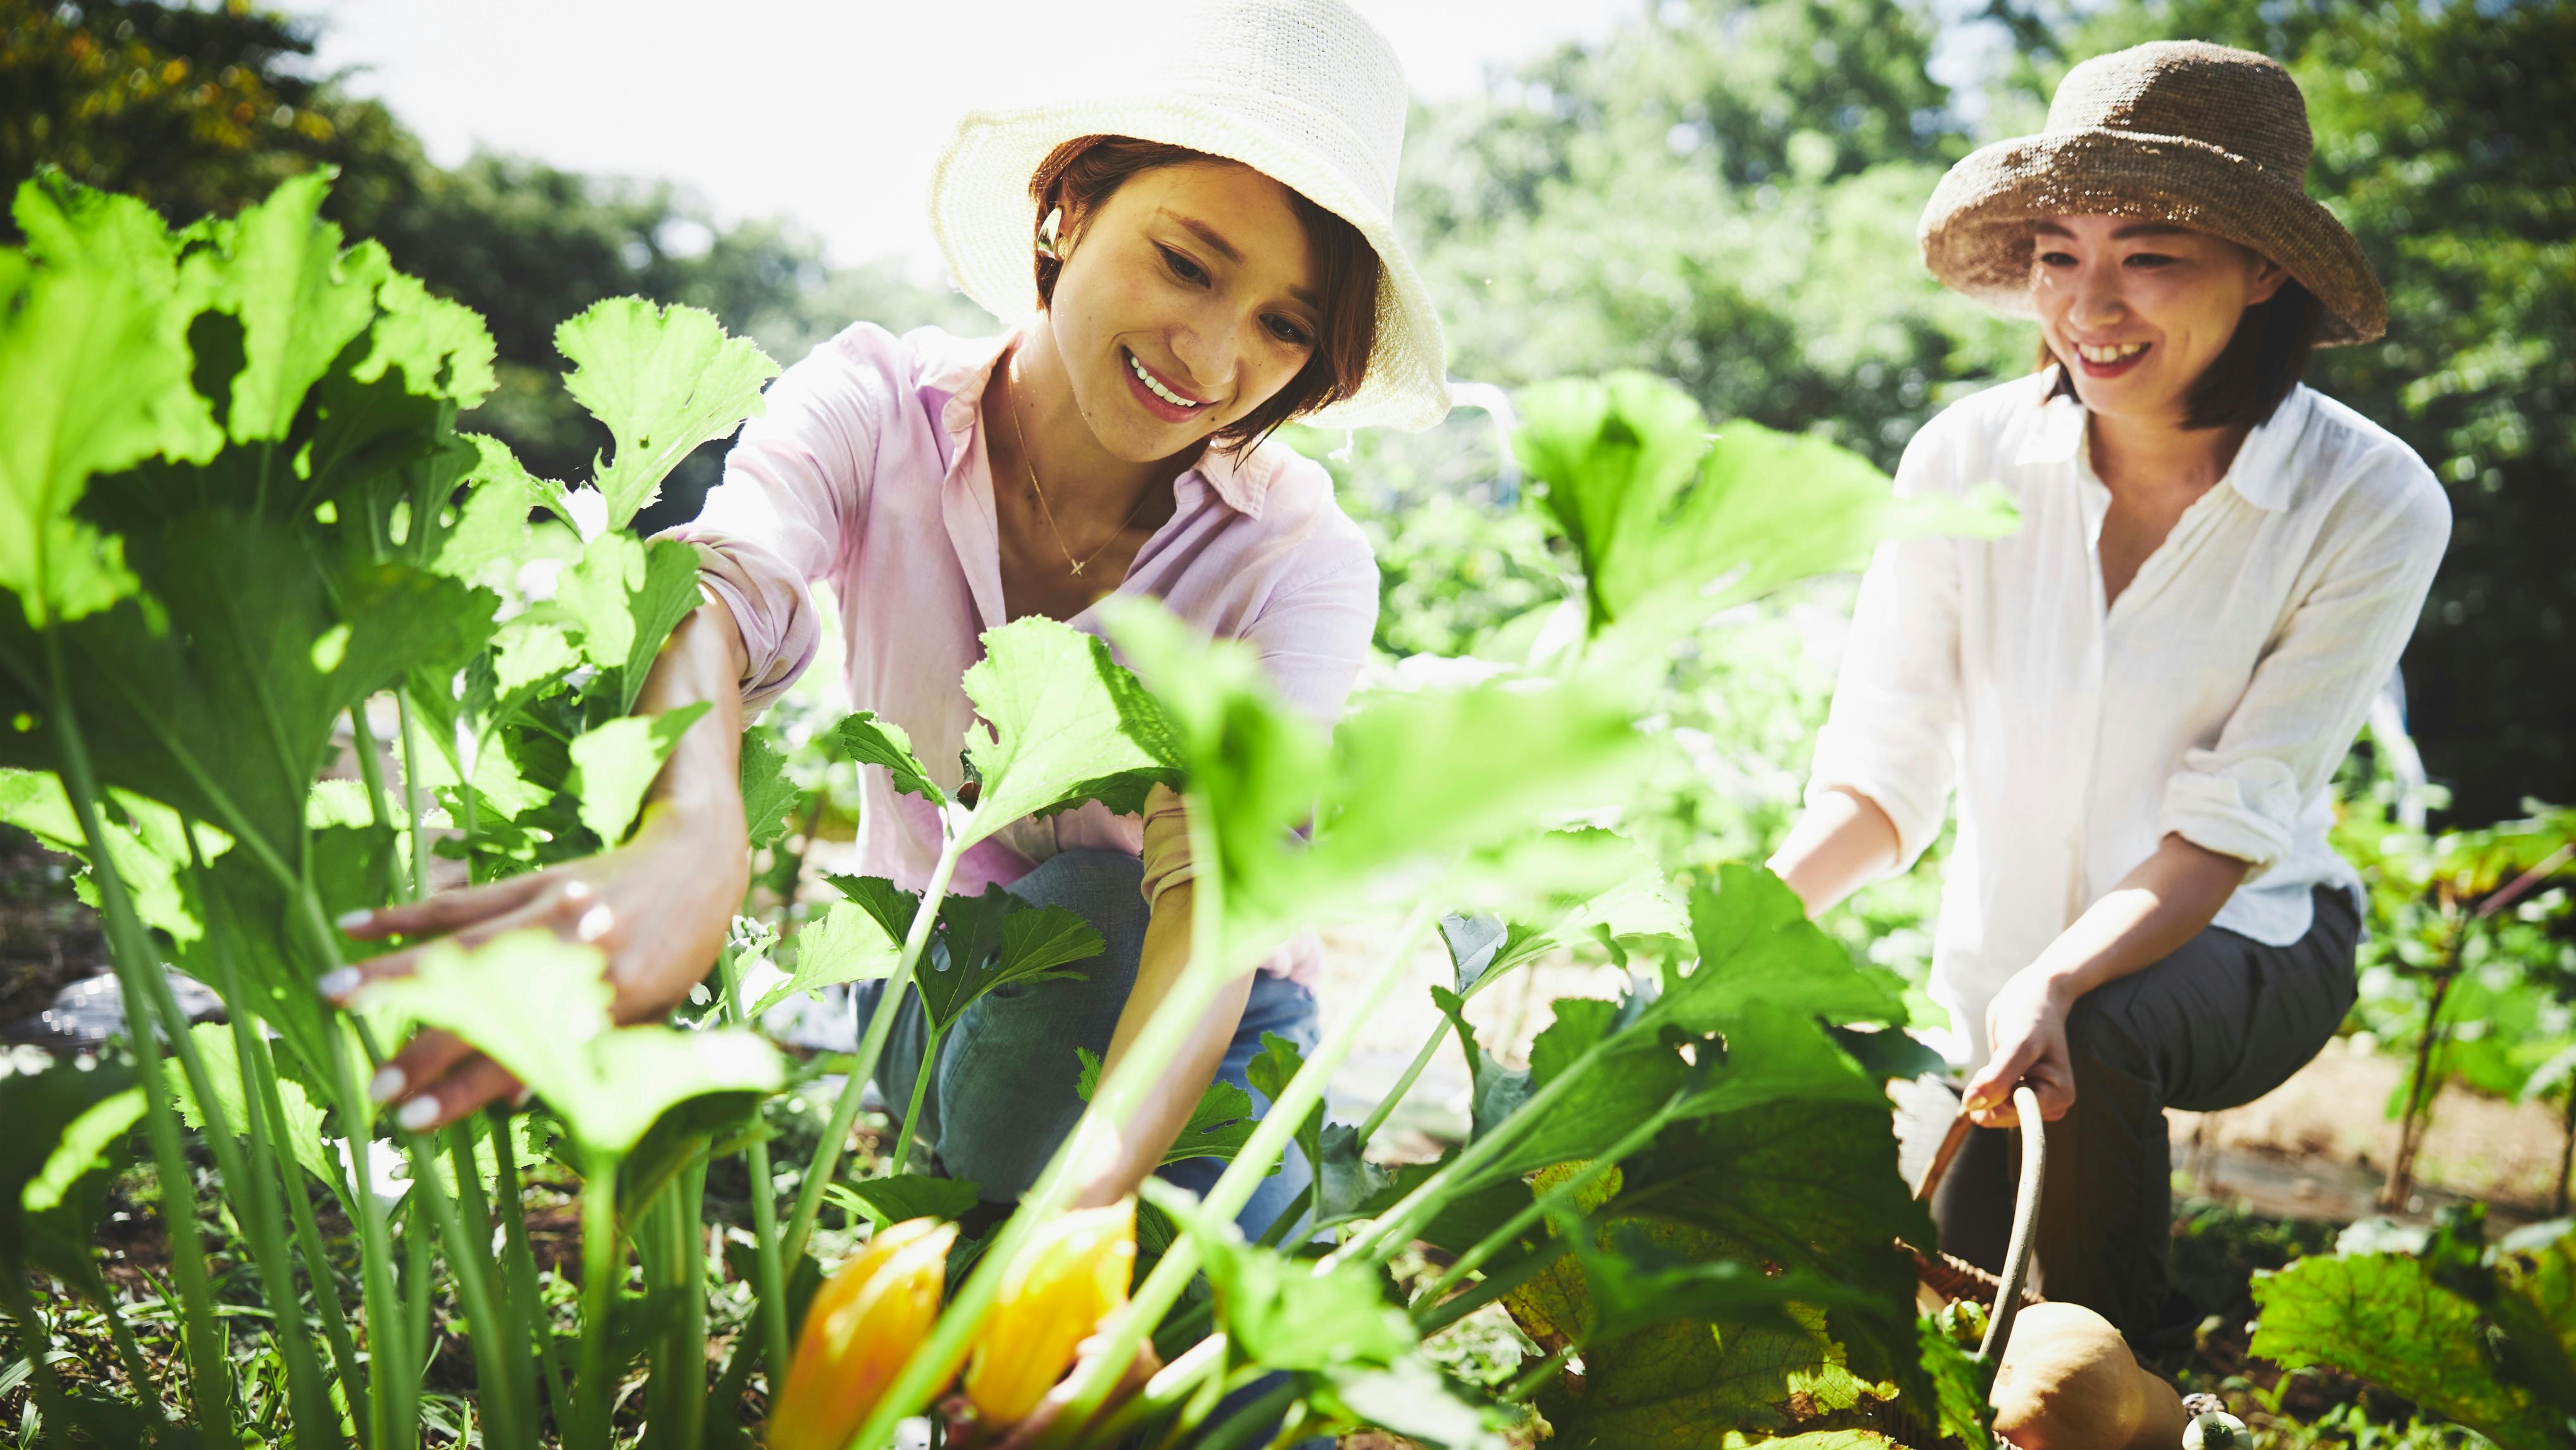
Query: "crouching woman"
1766 42 2449 1343
325 0 1450 1242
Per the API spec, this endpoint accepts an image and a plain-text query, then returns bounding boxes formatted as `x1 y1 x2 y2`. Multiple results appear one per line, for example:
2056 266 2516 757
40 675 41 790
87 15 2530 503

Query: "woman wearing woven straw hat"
1768 41 2449 1342
325 0 1445 1241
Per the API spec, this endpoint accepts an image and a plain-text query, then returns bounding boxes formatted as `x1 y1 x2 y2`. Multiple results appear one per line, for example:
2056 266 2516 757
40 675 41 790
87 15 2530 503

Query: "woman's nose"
2067 262 2129 330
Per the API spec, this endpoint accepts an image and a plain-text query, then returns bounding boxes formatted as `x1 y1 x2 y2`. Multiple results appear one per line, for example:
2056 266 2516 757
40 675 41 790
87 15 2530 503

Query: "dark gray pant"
1933 886 2360 1342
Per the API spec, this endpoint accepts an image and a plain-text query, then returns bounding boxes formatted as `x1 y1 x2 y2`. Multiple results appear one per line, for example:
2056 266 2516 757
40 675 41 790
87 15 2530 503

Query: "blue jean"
848 849 1320 1239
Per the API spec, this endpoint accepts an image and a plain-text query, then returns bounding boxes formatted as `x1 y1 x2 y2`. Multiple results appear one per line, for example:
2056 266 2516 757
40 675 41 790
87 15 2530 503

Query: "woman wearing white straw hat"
1768 41 2449 1343
328 0 1446 1242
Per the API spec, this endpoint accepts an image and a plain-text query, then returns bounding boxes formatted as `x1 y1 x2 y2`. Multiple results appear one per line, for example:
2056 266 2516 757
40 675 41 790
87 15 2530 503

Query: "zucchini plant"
2 168 2014 1450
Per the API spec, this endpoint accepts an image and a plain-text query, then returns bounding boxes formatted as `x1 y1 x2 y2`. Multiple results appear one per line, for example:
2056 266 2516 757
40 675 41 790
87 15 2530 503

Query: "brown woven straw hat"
1919 40 2385 345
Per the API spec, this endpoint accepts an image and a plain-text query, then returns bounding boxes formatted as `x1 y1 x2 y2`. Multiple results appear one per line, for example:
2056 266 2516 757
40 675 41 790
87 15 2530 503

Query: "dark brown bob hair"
2042 278 2324 430
1029 135 1381 450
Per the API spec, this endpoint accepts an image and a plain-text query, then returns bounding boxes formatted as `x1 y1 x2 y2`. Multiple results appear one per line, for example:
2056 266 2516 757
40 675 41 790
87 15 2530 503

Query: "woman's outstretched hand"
319 597 753 1133
1962 965 2079 1129
320 798 749 1131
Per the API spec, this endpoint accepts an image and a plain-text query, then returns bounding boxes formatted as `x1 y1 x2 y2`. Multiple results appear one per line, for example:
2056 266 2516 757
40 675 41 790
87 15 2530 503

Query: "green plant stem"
1413 1102 1677 1311
1501 1343 1578 1403
193 878 346 1450
574 1156 624 1450
782 836 964 1270
245 1027 372 1447
393 693 431 900
491 1116 570 1428
41 635 235 1442
674 1160 712 1450
449 1124 535 1429
406 1125 526 1450
1350 953 1529 1153
404 1201 434 1388
1353 1025 1443 1151
1193 1379 1303 1450
284 889 416 1450
1415 1237 1568 1337
1333 1012 1635 1268
1062 1332 1228 1450
1041 903 1441 1444
717 948 794 1382
886 1022 942 1179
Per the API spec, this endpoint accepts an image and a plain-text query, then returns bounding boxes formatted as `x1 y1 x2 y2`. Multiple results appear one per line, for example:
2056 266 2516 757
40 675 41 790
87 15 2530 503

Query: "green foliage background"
4 0 2566 813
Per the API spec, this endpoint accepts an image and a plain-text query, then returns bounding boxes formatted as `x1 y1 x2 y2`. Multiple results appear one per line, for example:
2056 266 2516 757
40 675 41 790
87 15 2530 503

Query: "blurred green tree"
0 0 985 533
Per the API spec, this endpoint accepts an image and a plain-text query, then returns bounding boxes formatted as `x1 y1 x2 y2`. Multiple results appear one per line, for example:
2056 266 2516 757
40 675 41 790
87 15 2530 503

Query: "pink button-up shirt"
670 322 1379 985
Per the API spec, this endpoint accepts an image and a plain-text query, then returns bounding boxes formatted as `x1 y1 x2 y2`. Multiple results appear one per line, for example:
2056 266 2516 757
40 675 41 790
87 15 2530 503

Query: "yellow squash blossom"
962 1199 1137 1425
767 1218 958 1450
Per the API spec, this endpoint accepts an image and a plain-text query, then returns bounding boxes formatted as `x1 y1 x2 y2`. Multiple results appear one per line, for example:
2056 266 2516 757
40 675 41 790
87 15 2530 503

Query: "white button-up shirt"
1806 373 2449 1065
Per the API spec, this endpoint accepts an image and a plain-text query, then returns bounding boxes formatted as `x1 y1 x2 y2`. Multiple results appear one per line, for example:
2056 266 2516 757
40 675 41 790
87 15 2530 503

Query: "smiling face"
1042 160 1327 463
2029 215 2289 426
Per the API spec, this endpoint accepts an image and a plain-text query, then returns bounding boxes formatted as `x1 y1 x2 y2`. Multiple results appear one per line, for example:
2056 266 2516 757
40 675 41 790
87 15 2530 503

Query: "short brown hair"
1029 135 1381 450
2042 278 2324 430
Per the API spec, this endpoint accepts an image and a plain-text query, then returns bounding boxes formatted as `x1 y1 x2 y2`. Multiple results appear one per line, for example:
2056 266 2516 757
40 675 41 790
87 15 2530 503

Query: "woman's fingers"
337 869 559 941
390 1053 526 1134
368 1026 476 1112
318 879 606 1003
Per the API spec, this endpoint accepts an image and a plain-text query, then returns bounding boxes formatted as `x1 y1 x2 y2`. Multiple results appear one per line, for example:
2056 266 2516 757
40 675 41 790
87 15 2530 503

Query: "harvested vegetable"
1988 1302 2187 1450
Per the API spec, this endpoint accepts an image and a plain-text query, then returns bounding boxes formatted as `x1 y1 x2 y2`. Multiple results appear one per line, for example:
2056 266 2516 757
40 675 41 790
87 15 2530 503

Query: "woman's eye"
1159 246 1208 286
2124 252 2175 268
1265 315 1314 348
2036 250 2077 268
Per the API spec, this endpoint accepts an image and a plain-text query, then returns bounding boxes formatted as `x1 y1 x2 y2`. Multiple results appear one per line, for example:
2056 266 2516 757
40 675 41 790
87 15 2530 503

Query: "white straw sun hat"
929 0 1451 431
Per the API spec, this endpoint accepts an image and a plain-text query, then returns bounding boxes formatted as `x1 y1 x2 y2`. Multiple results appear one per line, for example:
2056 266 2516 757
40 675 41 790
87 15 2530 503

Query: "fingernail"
576 903 614 942
512 1084 533 1108
318 968 362 1001
396 1096 441 1133
335 908 373 933
368 1065 406 1104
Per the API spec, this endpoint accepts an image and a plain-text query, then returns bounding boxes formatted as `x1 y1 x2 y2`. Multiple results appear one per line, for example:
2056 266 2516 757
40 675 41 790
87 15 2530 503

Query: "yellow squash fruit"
1989 1302 2188 1450
767 1218 959 1450
962 1199 1137 1425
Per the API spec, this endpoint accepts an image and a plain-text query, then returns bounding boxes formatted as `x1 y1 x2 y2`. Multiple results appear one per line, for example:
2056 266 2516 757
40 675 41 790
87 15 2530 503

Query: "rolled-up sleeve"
1137 538 1379 908
658 327 889 714
2160 452 2450 870
1804 424 1967 871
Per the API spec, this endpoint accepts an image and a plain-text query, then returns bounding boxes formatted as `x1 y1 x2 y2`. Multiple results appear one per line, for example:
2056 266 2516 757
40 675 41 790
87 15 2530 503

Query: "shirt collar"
2014 372 2312 514
923 327 1274 521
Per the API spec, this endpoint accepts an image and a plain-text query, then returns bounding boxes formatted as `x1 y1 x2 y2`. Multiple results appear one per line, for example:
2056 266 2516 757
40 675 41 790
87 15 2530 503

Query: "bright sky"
300 0 1644 273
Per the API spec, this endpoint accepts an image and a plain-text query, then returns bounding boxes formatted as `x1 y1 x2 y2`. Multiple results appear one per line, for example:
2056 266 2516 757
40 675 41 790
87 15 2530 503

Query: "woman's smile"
2072 339 2153 379
1120 345 1211 423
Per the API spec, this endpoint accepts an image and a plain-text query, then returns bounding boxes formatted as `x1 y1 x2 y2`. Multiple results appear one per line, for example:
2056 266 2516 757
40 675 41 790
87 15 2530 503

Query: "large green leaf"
1105 600 1647 963
565 700 712 843
1144 1179 1415 1372
747 897 903 1018
160 1022 336 1189
1661 864 1907 1031
0 1051 141 1283
363 929 783 1160
0 507 498 876
178 170 390 446
1511 371 2014 645
737 727 802 851
834 711 947 807
0 768 226 944
0 178 214 625
554 297 779 528
912 884 1102 1033
836 1173 982 1232
958 616 1184 845
2250 1220 2576 1450
557 532 702 712
1076 1047 1263 1169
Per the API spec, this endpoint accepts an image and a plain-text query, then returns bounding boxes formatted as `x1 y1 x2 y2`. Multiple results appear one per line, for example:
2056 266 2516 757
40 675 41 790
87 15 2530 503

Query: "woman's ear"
2245 251 2290 307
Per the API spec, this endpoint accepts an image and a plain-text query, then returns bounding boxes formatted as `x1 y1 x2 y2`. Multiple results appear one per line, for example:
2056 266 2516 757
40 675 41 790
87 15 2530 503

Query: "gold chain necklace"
1004 347 1153 578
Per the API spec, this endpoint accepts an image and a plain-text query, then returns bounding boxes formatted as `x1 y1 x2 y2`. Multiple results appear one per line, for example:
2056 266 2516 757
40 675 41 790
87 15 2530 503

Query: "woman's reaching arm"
324 595 755 1129
1768 786 1903 918
1065 881 1253 1207
1961 833 2251 1128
